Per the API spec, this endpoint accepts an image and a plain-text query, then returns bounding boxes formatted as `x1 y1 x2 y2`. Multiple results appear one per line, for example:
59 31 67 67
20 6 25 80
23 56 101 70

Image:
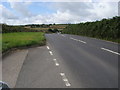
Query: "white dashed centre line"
55 63 59 66
70 37 86 44
47 46 50 50
47 45 70 87
53 59 59 66
101 48 120 55
70 37 73 40
60 73 71 87
78 40 86 44
62 35 65 37
49 51 53 55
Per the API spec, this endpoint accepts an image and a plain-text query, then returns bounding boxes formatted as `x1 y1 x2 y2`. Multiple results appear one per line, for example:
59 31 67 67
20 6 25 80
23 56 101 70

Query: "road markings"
78 40 86 44
47 46 50 50
53 59 59 66
61 35 65 37
49 51 53 55
47 46 70 86
60 73 71 87
55 63 59 66
70 37 74 40
101 48 120 55
70 37 77 41
70 37 86 44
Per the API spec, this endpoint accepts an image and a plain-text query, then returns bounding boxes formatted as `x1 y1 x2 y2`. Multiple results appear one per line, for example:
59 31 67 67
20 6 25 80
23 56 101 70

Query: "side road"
2 50 28 88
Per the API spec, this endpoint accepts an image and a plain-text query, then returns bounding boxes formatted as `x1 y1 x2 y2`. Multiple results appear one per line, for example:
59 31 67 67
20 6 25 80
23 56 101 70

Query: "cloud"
50 2 118 22
90 2 118 20
46 11 81 24
92 0 119 2
8 1 33 17
1 2 118 25
3 0 119 2
0 4 18 20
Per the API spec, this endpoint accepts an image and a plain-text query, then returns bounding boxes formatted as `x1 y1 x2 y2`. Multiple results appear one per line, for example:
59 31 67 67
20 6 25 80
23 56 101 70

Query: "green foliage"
62 16 120 43
53 28 59 32
2 24 49 33
48 28 59 33
48 28 53 33
2 32 46 52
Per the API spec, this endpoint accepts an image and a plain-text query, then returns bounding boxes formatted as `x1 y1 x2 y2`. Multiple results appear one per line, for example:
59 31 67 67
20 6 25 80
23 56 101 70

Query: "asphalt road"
15 34 119 88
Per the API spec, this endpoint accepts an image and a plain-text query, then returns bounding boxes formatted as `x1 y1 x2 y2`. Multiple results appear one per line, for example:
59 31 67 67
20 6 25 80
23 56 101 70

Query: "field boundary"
2 41 46 58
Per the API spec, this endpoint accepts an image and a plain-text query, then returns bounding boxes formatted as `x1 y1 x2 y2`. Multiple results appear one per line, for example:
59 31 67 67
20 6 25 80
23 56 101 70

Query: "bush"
62 16 120 43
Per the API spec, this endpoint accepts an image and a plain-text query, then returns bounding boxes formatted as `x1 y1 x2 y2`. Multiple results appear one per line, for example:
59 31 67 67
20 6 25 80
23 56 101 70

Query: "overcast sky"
0 0 119 25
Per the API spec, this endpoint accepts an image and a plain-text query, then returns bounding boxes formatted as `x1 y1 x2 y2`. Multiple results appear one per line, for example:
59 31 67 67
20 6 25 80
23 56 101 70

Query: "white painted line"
101 48 120 55
47 46 50 50
70 37 86 44
65 82 71 86
63 78 68 82
70 37 74 40
60 73 71 87
71 38 77 41
60 73 65 76
78 40 86 44
72 38 78 41
62 35 65 37
53 59 57 61
55 63 59 66
53 59 59 66
49 51 53 55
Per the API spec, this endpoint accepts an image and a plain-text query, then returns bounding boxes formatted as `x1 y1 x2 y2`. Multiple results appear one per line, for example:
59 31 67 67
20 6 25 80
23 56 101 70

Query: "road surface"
5 34 119 88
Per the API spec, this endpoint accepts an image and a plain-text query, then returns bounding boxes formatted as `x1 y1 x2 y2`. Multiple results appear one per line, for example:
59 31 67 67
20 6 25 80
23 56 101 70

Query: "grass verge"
2 32 46 52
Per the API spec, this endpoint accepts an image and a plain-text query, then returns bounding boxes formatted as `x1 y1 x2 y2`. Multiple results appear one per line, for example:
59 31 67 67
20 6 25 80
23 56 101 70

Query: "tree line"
1 24 60 33
62 16 120 43
1 24 50 33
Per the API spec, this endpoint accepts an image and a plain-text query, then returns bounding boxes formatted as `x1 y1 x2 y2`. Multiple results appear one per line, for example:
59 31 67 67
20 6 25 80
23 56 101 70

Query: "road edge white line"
101 48 120 55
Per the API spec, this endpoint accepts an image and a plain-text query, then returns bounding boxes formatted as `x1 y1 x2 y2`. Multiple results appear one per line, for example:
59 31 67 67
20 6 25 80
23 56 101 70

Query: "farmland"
2 24 67 33
24 24 67 31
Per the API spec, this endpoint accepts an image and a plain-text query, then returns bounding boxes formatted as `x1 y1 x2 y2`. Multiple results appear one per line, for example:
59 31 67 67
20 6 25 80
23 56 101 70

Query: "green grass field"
2 32 46 52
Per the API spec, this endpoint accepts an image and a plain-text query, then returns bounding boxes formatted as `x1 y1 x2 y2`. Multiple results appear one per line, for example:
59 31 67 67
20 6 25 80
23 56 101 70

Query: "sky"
0 0 119 25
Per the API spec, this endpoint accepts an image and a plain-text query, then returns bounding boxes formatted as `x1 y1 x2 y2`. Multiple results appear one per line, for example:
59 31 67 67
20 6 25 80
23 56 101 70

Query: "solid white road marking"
60 73 71 87
47 46 50 50
101 48 120 55
49 51 53 55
